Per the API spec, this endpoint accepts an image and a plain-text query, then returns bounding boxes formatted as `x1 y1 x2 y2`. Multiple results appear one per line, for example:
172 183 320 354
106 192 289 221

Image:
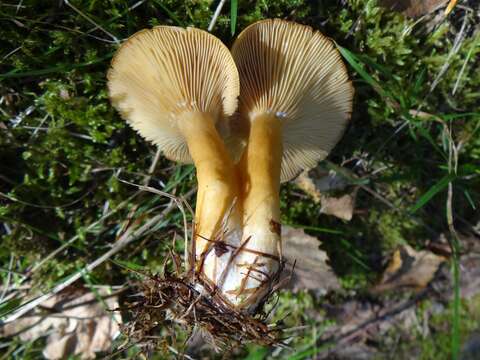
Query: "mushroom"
230 19 354 307
107 26 243 291
107 21 354 317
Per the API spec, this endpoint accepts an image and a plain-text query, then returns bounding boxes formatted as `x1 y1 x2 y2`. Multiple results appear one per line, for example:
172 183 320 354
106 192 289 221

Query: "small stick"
64 0 120 44
208 0 227 32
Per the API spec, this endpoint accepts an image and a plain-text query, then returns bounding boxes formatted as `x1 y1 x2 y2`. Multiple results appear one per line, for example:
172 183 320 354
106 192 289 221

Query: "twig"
29 114 49 140
116 177 194 270
128 0 147 12
208 0 227 32
85 0 147 38
16 126 94 141
0 188 93 210
445 0 458 15
63 0 120 44
15 0 23 14
0 256 14 303
9 105 35 127
167 345 196 360
445 123 461 360
143 148 162 186
429 13 469 93
2 46 22 60
452 41 475 95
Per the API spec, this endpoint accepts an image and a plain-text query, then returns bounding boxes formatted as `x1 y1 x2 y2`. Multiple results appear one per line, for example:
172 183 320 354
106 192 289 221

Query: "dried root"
122 250 286 352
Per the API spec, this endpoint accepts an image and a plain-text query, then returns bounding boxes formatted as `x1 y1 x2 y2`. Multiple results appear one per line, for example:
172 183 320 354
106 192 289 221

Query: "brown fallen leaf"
319 296 422 359
320 192 357 221
281 226 340 295
380 0 449 17
295 168 350 198
371 245 446 293
1 287 121 359
316 240 480 359
295 171 322 203
295 170 357 221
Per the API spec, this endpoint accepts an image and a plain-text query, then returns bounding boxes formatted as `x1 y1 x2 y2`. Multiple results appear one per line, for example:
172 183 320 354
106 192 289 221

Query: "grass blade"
463 189 476 210
451 245 461 360
410 174 456 213
230 0 238 36
291 224 343 235
336 45 389 98
0 298 22 318
0 53 113 79
151 0 184 26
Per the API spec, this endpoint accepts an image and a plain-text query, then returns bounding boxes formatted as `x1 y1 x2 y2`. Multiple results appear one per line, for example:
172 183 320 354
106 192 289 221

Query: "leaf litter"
371 244 447 293
294 169 357 221
1 286 121 360
281 226 340 294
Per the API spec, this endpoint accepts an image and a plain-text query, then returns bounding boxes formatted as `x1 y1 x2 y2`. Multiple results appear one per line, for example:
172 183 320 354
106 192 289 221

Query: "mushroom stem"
235 112 283 307
177 112 241 274
242 112 282 234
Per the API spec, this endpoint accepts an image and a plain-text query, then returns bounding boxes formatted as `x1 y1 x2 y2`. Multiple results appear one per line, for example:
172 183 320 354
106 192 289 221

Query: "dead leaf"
320 192 357 221
380 0 449 17
433 253 480 301
295 171 321 203
281 226 340 295
295 168 350 198
1 287 121 359
315 237 480 359
372 245 446 293
295 170 357 221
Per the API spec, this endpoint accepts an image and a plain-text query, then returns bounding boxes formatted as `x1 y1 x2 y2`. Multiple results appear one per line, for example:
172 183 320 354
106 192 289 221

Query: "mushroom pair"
108 20 353 313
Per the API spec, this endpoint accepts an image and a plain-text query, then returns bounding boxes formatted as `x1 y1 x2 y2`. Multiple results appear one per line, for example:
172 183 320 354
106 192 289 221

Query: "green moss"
369 209 420 250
